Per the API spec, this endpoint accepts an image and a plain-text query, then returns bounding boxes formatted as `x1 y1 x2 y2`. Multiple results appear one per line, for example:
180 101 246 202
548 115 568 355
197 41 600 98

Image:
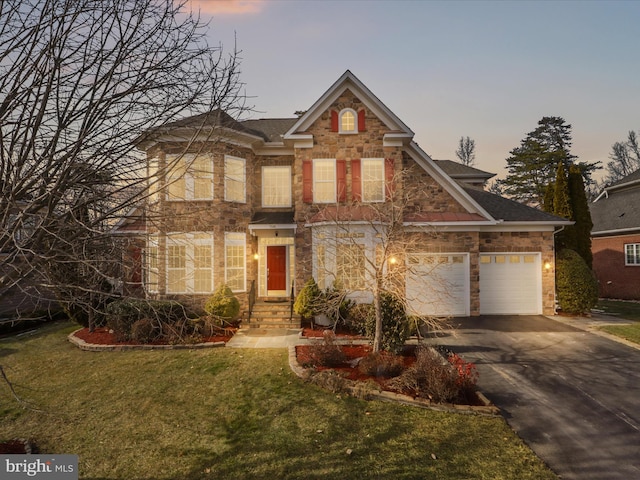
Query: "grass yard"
596 300 640 345
0 322 556 480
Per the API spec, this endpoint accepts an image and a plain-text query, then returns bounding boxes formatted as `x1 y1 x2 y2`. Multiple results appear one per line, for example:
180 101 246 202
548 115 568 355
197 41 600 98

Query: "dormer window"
339 109 357 133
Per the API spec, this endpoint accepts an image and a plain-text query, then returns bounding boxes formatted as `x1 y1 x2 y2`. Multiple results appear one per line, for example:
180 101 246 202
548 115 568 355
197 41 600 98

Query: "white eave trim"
248 223 297 233
383 132 413 147
592 226 640 236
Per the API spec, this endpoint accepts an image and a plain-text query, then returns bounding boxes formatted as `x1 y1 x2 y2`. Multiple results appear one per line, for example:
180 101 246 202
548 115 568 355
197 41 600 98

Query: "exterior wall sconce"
253 253 259 260
389 256 398 265
544 261 552 271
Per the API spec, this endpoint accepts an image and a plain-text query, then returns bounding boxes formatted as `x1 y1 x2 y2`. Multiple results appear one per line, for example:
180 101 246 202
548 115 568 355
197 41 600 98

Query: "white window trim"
225 232 247 292
262 165 292 208
625 243 640 266
145 236 159 294
165 233 214 294
361 158 385 203
312 158 337 204
339 108 358 134
165 153 214 201
224 155 246 203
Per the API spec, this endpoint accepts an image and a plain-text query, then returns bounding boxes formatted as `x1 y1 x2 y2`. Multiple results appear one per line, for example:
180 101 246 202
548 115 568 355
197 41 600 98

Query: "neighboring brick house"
134 70 569 318
590 169 640 300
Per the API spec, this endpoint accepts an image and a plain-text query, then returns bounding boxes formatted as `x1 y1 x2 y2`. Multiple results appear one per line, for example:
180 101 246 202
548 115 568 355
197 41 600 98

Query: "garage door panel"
480 254 541 315
407 254 469 317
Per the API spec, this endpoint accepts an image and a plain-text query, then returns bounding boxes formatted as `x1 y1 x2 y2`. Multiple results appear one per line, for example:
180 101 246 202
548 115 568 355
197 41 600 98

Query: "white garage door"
406 254 469 317
479 253 541 315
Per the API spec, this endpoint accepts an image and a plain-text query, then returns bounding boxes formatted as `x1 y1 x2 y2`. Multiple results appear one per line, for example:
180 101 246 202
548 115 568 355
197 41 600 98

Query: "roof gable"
283 70 414 141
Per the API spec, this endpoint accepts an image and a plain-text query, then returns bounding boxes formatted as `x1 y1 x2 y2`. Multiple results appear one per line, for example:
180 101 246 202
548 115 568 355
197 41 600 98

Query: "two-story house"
134 70 569 319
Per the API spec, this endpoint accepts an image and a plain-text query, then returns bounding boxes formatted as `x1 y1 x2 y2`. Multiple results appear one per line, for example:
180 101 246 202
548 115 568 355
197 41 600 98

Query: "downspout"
551 226 566 314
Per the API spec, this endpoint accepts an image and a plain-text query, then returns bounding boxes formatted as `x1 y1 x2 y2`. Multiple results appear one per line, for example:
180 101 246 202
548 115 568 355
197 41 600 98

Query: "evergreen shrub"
204 284 240 322
556 248 598 314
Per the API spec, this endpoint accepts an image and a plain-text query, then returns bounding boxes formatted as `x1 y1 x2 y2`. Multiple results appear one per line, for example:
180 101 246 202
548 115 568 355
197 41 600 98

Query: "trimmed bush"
345 303 374 335
293 278 322 319
556 248 598 314
204 284 240 321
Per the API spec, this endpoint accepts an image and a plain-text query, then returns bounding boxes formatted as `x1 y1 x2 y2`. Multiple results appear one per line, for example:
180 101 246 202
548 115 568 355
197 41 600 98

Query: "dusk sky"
188 0 640 181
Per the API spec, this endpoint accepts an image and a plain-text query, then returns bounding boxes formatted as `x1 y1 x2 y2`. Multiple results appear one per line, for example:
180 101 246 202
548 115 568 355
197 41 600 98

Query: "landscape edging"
67 328 226 351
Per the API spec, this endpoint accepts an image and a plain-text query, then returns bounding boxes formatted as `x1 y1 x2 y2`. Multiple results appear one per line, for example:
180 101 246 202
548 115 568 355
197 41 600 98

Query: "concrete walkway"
225 327 306 348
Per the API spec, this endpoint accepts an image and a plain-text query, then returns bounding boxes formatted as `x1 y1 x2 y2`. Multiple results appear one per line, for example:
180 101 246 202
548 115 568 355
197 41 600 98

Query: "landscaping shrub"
323 283 355 325
293 278 323 319
130 318 158 344
305 369 348 394
305 331 347 367
204 284 240 322
388 346 478 404
358 351 404 378
345 295 411 353
105 298 187 341
556 248 598 315
345 303 374 335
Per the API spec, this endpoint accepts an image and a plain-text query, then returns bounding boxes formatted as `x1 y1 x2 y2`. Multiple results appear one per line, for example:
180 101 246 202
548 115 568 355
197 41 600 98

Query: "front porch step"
242 301 301 329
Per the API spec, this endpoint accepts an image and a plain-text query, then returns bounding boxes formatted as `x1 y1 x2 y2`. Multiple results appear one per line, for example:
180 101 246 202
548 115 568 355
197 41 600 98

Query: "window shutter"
303 160 313 203
351 159 362 201
385 158 395 200
337 160 347 202
331 110 339 132
357 109 366 132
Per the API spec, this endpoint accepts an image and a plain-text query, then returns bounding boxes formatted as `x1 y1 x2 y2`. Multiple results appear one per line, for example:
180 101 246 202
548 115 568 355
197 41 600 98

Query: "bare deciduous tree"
455 136 476 166
0 0 246 327
309 167 453 352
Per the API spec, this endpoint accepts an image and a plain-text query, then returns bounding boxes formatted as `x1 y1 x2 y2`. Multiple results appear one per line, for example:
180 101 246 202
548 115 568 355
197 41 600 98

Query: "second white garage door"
479 253 541 315
406 254 469 317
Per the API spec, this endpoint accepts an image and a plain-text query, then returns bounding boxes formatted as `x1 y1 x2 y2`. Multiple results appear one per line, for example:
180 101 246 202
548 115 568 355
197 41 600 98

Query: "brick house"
590 169 640 300
134 70 569 318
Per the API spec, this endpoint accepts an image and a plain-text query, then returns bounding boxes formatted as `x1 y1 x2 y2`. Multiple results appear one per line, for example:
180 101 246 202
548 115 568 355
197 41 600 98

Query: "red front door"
267 246 287 291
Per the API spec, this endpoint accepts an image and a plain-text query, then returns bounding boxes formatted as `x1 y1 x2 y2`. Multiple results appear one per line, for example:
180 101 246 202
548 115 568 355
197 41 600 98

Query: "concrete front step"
242 301 301 329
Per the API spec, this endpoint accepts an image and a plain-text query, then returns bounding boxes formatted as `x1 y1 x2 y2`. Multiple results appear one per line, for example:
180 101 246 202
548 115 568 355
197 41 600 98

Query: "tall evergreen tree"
542 182 555 213
496 116 597 205
553 161 574 251
568 165 594 268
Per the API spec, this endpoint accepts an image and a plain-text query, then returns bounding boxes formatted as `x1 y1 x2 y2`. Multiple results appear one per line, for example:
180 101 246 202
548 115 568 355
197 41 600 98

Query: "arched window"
339 108 357 133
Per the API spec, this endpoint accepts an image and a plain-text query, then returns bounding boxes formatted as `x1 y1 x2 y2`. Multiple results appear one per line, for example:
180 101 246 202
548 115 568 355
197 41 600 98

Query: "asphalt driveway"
438 315 640 480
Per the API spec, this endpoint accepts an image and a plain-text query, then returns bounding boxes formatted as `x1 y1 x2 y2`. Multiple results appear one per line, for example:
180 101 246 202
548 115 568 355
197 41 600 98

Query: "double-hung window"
625 244 640 265
262 166 291 207
166 154 213 201
225 155 246 203
166 233 214 294
361 158 385 202
225 232 246 292
339 108 357 134
313 159 336 203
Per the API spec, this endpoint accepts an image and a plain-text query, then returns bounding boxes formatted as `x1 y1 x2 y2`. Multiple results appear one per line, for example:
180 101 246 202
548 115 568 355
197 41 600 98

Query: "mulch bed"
295 343 485 406
0 439 37 454
72 327 235 346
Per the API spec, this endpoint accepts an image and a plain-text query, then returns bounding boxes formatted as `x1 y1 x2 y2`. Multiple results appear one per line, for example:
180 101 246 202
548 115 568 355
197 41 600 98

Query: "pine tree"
542 182 555 213
497 116 598 205
568 165 594 268
553 161 574 251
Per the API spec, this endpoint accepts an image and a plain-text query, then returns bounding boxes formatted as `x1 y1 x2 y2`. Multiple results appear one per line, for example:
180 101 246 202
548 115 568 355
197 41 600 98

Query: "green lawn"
0 322 556 480
596 300 640 345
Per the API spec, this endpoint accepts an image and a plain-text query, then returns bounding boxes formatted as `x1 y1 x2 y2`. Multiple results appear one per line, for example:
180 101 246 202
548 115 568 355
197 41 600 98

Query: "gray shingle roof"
590 187 640 234
434 159 495 179
240 118 298 142
463 186 570 223
607 168 640 189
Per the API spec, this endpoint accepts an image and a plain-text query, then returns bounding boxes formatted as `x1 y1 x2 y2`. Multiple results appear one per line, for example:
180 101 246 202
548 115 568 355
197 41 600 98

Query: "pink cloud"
187 0 266 15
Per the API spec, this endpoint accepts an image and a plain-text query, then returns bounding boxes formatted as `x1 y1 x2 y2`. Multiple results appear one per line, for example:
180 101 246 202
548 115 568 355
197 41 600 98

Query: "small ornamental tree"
204 284 240 321
556 249 598 315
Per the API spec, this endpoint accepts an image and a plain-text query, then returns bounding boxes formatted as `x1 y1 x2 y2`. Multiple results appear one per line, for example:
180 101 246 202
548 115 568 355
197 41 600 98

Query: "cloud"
187 0 266 16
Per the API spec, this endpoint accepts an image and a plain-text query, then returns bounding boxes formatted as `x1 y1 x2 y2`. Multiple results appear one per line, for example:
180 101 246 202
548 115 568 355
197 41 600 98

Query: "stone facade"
131 71 565 317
